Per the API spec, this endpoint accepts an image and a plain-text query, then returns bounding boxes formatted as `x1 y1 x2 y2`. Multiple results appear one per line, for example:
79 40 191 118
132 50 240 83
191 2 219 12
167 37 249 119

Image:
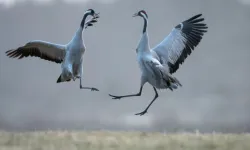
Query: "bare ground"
0 131 249 150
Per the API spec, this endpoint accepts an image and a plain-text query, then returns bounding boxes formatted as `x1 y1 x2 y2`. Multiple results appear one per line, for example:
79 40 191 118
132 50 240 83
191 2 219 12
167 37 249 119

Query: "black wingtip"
186 13 208 31
169 13 208 74
186 14 203 22
5 49 14 56
5 49 12 54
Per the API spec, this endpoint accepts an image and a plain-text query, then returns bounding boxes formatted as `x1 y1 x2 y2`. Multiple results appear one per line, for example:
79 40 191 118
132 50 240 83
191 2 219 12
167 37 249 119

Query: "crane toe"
135 110 147 116
109 94 121 99
91 87 99 91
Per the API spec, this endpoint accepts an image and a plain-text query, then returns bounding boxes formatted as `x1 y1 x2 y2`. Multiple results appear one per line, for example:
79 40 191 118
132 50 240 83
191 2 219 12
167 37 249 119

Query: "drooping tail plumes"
56 74 71 83
159 70 182 91
169 76 182 87
57 75 62 83
168 75 182 91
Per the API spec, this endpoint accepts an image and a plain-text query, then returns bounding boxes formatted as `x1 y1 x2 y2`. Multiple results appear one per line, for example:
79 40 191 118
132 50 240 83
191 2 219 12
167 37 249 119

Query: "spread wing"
152 14 208 74
6 40 66 64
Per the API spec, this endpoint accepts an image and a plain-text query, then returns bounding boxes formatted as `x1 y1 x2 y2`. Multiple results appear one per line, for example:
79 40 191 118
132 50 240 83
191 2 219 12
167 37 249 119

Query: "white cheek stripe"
85 10 91 14
141 13 147 19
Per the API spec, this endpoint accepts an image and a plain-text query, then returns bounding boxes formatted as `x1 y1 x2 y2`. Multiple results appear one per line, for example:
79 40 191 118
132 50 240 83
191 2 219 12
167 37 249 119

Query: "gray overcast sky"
0 0 250 132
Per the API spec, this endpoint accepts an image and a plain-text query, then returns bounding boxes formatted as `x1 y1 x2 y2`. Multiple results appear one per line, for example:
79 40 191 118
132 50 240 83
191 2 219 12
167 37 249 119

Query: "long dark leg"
79 64 99 91
80 77 99 91
135 87 158 116
109 86 143 99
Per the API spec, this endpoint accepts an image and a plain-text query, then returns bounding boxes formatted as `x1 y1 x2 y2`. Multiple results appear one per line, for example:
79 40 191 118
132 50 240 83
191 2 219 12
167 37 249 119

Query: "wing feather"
152 14 208 74
6 40 66 64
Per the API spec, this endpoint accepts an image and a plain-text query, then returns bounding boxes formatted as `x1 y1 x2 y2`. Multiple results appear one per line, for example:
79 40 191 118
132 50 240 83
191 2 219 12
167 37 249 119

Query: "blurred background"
0 0 249 133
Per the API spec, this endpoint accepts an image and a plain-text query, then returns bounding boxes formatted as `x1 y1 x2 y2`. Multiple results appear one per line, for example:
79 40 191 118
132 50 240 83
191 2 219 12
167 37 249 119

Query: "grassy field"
0 131 250 150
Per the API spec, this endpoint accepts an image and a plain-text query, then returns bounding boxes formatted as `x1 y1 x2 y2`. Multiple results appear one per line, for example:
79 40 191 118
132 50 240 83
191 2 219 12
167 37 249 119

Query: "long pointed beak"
132 13 138 17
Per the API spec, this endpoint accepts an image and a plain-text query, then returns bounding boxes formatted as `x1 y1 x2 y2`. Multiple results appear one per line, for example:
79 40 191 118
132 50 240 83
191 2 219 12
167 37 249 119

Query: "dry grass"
0 131 249 150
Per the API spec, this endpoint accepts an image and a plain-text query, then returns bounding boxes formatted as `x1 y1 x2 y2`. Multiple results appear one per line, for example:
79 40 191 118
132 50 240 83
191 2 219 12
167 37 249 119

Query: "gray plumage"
6 9 100 91
109 10 208 115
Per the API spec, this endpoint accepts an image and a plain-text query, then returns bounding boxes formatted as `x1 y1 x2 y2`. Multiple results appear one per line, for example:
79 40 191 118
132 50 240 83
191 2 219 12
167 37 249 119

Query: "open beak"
94 12 100 18
132 13 138 17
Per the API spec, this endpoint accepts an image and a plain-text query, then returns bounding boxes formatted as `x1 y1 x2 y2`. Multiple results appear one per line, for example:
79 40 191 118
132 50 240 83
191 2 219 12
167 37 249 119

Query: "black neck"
142 17 148 33
80 13 90 28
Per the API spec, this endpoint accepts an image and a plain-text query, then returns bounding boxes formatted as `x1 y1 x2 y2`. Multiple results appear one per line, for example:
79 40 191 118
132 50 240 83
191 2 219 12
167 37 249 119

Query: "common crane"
109 10 208 115
6 9 100 91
